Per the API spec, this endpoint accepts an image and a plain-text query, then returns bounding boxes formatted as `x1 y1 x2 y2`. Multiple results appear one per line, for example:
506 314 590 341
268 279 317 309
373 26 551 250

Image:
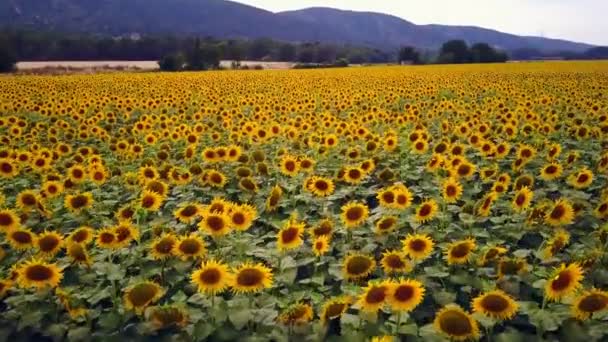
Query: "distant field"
16 60 295 71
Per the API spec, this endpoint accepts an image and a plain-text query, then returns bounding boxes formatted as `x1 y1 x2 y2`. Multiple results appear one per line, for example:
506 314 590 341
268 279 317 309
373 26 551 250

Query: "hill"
0 0 594 52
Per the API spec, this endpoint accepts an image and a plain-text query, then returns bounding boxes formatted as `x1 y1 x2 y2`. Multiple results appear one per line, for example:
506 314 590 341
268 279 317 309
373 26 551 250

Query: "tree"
277 43 296 62
0 38 17 73
398 46 420 64
158 53 184 71
439 40 470 64
186 38 220 70
249 38 273 60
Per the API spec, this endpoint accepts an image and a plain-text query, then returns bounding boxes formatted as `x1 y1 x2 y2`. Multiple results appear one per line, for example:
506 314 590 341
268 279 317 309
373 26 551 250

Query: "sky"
234 0 607 45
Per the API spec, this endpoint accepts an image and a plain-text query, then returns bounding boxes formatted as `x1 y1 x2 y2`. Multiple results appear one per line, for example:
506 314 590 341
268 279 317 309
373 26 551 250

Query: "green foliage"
158 53 184 72
398 46 420 64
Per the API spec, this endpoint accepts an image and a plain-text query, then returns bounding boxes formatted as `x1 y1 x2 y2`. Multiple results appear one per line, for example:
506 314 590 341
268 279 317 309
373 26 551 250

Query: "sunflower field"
0 62 608 341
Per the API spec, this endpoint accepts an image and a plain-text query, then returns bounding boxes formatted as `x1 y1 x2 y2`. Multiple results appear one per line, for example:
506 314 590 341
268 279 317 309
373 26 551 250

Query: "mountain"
0 0 594 52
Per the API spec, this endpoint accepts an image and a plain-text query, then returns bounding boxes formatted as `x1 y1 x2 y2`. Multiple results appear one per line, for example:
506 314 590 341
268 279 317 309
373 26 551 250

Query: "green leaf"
191 321 214 340
399 323 419 335
432 291 456 305
67 327 90 342
229 309 251 330
45 324 67 341
98 311 122 331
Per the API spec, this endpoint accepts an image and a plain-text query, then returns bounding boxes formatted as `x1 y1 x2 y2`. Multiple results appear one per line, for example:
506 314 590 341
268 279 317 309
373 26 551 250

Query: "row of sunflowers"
0 62 608 341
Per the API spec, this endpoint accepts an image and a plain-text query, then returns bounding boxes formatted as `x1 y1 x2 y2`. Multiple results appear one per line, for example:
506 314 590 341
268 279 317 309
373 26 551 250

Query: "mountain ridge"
0 0 595 52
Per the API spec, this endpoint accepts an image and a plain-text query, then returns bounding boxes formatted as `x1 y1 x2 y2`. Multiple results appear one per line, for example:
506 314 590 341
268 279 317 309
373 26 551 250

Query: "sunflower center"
22 194 37 206
236 268 263 286
378 218 396 231
314 222 332 236
180 205 198 217
577 174 589 183
315 241 324 250
128 284 159 307
578 294 608 312
450 243 471 258
315 180 329 191
394 285 415 302
458 165 471 176
348 169 361 179
232 212 246 225
446 185 457 197
365 286 387 304
179 239 201 254
39 235 60 252
515 194 526 206
240 178 256 190
551 271 573 291
480 294 509 312
545 165 558 174
12 231 32 244
199 268 221 284
0 213 14 226
550 205 565 220
324 303 346 318
69 244 88 261
209 173 223 184
409 239 427 252
25 265 53 281
285 161 296 172
72 169 84 179
115 226 131 242
419 204 432 217
142 195 156 208
385 255 405 268
99 232 115 244
155 238 175 254
346 256 372 275
396 194 408 205
207 216 225 231
281 227 299 244
346 207 363 221
438 310 473 336
1 162 13 173
381 191 395 203
70 195 89 209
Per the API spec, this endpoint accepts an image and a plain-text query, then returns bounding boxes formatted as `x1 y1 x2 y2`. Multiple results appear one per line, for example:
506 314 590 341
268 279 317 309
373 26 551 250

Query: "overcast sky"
234 0 607 45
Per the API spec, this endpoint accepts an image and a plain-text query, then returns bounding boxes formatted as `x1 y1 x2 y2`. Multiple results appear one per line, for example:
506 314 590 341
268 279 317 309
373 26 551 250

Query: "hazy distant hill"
0 0 594 52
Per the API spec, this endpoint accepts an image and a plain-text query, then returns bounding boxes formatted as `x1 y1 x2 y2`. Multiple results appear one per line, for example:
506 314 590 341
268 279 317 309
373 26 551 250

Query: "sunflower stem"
395 312 402 335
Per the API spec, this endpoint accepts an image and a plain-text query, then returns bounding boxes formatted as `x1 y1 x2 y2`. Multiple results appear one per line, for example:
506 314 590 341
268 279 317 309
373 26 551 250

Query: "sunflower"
340 201 369 228
123 281 164 314
149 233 177 260
174 202 202 224
478 246 508 266
377 188 396 207
415 199 438 224
206 170 227 188
512 186 533 212
442 178 463 203
139 190 164 212
198 210 232 238
89 165 108 185
567 168 594 189
541 230 570 260
239 177 258 193
64 192 93 213
113 223 140 248
433 304 480 341
539 163 563 181
265 185 283 212
191 259 232 294
380 250 412 274
370 336 395 342
278 303 314 325
514 174 534 190
7 227 36 250
497 258 528 279
453 161 476 179
16 258 63 289
595 200 608 219
445 239 476 265
41 180 64 198
96 228 117 249
357 281 391 312
545 198 575 226
0 158 19 178
231 262 273 294
174 234 206 260
311 218 334 238
0 208 20 232
277 218 305 251
16 190 39 212
374 216 398 235
402 233 434 261
571 289 608 320
148 305 189 329
476 191 498 217
343 166 365 184
66 242 91 266
545 263 584 301
36 231 64 257
392 185 413 210
67 165 88 183
343 254 376 280
279 155 300 176
320 296 351 323
312 235 330 256
472 290 518 320
388 278 425 312
227 204 257 231
307 176 335 197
